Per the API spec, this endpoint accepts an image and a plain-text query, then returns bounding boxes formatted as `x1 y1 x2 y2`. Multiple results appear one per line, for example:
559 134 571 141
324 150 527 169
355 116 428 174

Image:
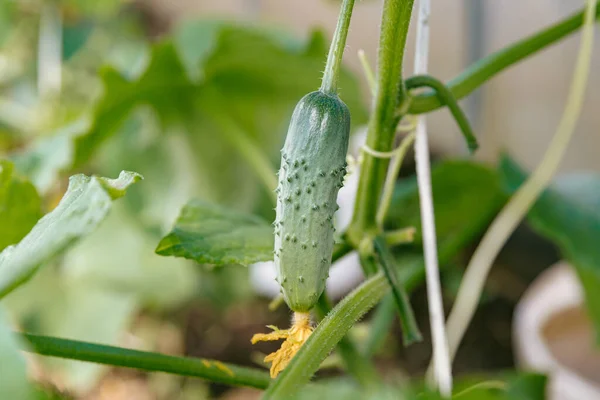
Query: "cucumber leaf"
70 23 366 209
157 161 506 269
499 155 600 339
387 160 507 255
0 170 141 298
0 161 41 251
156 199 273 266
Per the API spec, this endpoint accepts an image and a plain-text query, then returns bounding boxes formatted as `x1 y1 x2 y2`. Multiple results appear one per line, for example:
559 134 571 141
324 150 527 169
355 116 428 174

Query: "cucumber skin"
274 91 350 312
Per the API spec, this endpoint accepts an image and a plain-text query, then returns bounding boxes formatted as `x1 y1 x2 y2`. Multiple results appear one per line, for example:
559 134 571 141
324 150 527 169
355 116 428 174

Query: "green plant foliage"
0 1 14 47
156 199 273 266
387 160 507 253
62 19 94 60
70 22 366 208
0 308 35 400
11 120 87 195
284 372 546 400
499 155 600 339
157 161 506 269
0 170 141 298
0 161 41 251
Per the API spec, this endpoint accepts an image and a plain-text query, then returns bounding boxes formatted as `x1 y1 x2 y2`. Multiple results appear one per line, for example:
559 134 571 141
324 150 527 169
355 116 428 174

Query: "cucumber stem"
320 0 356 95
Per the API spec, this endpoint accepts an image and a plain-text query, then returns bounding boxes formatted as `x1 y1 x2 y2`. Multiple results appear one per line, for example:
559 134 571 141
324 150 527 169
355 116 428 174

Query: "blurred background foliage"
0 0 599 399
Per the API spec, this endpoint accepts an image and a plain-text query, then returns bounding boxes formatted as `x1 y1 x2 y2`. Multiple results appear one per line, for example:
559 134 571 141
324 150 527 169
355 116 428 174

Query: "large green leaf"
157 161 505 269
71 22 366 208
156 199 273 266
4 203 197 393
0 161 41 251
499 155 600 338
387 160 507 257
0 171 141 298
0 308 35 400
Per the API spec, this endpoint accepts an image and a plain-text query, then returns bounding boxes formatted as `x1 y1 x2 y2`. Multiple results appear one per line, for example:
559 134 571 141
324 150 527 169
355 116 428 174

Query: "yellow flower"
251 312 313 378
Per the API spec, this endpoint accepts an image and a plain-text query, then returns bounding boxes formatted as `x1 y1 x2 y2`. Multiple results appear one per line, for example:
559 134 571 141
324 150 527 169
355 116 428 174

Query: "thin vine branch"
408 3 600 114
315 295 382 388
405 75 477 152
321 0 356 95
20 333 271 390
348 0 415 243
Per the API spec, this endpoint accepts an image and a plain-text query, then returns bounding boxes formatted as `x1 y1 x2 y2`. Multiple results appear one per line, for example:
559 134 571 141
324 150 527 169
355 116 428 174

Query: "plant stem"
376 131 416 229
208 107 278 203
38 1 62 98
357 49 376 96
363 293 396 356
409 3 600 114
320 0 356 95
265 273 387 399
312 245 381 388
405 75 477 152
315 296 381 388
348 0 415 243
384 227 416 246
373 236 421 344
264 263 425 399
20 333 271 390
441 0 597 368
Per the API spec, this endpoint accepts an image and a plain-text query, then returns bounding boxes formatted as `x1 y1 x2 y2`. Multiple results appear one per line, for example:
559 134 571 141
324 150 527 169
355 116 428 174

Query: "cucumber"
274 90 350 312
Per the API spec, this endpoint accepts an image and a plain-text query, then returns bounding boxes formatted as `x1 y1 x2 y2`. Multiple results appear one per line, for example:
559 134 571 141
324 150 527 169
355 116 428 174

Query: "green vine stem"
315 295 381 388
264 262 425 399
373 236 422 344
264 273 388 399
405 75 478 152
320 0 356 95
313 242 381 387
408 3 600 114
375 131 416 229
20 333 271 389
204 94 278 202
362 293 396 355
348 0 415 243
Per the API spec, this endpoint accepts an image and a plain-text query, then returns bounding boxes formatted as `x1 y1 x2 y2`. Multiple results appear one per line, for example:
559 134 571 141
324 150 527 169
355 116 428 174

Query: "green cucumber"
274 91 350 312
273 0 355 312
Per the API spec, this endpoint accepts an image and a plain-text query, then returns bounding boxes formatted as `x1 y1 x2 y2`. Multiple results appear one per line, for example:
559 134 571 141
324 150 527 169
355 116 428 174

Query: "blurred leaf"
156 199 273 266
11 119 87 194
0 308 35 400
61 204 198 309
62 18 94 60
0 161 41 251
417 373 546 400
0 1 15 46
285 370 545 400
363 161 507 354
158 162 505 270
387 160 507 256
0 170 141 298
72 22 367 208
61 0 124 18
5 204 197 393
499 155 600 339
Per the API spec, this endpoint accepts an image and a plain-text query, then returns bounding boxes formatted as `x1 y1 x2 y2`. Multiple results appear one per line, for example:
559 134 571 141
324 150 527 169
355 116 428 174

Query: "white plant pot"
513 261 600 400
